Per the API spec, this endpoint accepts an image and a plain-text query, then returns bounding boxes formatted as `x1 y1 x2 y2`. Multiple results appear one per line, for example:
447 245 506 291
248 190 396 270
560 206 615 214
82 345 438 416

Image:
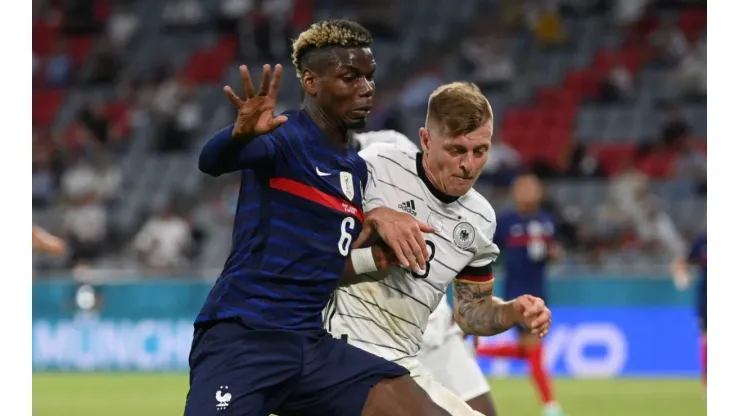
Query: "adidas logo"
398 200 417 216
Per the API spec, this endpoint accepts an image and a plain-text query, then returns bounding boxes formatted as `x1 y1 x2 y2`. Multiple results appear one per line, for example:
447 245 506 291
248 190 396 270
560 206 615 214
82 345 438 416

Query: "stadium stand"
32 0 706 276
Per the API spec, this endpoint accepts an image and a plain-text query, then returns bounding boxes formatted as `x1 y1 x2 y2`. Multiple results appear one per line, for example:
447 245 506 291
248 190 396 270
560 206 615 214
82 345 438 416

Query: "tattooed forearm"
452 280 517 336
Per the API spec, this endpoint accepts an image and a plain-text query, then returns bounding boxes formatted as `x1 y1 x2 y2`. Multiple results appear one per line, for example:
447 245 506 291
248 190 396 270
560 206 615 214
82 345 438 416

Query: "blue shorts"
184 319 409 416
696 278 707 332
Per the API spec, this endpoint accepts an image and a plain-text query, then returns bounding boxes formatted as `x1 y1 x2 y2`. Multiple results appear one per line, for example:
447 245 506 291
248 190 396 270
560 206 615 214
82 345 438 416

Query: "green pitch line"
32 373 706 416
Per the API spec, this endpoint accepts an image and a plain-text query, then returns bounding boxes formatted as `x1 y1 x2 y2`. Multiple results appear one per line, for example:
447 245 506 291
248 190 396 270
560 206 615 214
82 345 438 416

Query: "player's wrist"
351 247 378 275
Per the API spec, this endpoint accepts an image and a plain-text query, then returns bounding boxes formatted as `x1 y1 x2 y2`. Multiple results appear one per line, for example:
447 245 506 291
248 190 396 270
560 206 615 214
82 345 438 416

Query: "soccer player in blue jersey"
476 174 566 416
185 19 449 416
672 231 707 388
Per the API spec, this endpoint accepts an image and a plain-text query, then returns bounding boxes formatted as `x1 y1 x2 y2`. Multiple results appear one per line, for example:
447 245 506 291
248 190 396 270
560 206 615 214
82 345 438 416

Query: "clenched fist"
513 294 552 338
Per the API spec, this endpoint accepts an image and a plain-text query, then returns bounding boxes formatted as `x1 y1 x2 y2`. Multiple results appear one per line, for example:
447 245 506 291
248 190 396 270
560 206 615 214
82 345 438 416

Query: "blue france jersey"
196 110 368 330
687 233 707 281
494 210 556 292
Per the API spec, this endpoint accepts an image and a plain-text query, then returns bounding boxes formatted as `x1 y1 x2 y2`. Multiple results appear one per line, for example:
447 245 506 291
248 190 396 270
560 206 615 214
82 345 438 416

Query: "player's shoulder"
358 141 418 168
355 130 418 152
459 189 496 231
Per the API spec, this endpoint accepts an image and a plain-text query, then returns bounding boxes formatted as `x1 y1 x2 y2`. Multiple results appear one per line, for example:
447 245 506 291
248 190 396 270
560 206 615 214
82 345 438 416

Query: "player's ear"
301 70 318 96
419 128 431 151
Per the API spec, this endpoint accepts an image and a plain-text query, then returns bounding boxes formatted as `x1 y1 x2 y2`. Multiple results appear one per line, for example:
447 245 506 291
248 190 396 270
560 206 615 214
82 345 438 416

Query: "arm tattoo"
452 280 515 336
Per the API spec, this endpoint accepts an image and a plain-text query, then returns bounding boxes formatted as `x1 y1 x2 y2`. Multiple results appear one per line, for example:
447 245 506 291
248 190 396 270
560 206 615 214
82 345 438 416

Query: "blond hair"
426 82 493 137
291 19 373 78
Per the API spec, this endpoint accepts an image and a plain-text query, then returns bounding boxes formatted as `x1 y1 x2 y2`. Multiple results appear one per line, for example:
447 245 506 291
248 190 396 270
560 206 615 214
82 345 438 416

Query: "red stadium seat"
67 36 93 68
32 20 59 57
32 90 65 127
104 102 132 137
593 143 637 176
636 153 677 179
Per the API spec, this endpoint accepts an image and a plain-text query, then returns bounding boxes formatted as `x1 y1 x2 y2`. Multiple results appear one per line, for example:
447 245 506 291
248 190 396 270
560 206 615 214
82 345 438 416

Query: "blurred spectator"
61 153 98 202
92 153 123 206
674 140 706 195
355 1 398 40
482 135 521 187
649 20 689 66
77 102 111 146
133 205 194 272
154 81 201 153
217 0 254 34
598 64 634 103
606 168 685 258
671 37 706 100
45 40 73 87
400 69 444 110
33 156 57 208
61 0 101 35
561 142 607 178
88 36 123 85
660 104 691 148
612 0 649 30
249 0 276 60
151 74 184 119
63 193 108 267
461 30 515 90
175 85 203 136
163 0 206 30
527 1 567 48
107 2 139 49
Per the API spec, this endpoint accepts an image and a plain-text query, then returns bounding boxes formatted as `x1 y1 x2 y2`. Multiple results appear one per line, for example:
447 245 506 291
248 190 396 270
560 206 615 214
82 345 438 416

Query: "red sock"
527 345 554 404
701 336 707 387
477 343 527 359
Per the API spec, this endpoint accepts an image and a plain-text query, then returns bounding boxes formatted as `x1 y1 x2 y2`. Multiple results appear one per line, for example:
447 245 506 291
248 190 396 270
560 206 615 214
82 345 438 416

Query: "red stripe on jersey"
270 177 364 222
456 273 494 283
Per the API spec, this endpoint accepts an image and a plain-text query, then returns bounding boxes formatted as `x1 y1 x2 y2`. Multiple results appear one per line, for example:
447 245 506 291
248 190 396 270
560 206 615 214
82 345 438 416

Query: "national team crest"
453 222 475 249
339 171 354 201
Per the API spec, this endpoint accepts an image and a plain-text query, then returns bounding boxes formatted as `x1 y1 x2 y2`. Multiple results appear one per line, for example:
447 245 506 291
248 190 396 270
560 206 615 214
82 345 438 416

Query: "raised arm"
32 225 65 256
199 64 288 176
452 278 551 338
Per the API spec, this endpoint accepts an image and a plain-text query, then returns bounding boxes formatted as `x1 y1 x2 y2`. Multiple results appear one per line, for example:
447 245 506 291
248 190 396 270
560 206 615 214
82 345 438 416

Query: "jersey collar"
416 152 459 204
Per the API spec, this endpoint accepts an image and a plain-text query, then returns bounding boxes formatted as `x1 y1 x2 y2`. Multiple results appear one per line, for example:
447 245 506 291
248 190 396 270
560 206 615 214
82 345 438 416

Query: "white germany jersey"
354 129 420 153
324 143 499 365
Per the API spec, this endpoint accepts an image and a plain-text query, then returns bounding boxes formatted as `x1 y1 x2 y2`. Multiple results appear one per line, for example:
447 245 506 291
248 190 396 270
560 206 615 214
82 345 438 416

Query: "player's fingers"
403 238 425 273
411 225 430 261
417 220 437 233
223 86 243 108
269 115 288 128
389 241 410 269
240 65 256 98
353 226 374 249
268 64 283 100
258 64 271 96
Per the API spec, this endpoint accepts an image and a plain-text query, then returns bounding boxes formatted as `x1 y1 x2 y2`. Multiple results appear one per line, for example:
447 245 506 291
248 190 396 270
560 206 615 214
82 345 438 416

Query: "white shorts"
413 372 485 416
418 333 491 402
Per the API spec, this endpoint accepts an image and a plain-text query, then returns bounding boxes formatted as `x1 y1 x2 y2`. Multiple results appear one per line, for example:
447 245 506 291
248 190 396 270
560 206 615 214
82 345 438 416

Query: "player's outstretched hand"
514 294 551 338
223 64 288 138
362 207 436 274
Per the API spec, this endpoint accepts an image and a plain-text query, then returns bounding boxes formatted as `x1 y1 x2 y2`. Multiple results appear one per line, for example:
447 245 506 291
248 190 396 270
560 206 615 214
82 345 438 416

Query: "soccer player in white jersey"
351 129 497 416
327 82 552 416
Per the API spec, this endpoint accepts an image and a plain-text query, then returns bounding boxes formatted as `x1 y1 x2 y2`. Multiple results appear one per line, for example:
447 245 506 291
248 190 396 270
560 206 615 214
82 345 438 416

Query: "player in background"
188 20 448 416
327 82 552 415
671 231 707 387
476 174 566 416
351 129 498 416
33 225 66 256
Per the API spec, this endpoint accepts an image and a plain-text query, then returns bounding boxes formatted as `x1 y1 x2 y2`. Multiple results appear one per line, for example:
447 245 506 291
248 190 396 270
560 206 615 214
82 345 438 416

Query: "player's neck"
419 152 459 203
303 100 351 148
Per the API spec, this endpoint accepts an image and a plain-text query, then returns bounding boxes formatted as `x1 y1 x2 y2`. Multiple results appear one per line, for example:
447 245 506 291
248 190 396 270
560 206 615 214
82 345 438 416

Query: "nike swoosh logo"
316 167 331 177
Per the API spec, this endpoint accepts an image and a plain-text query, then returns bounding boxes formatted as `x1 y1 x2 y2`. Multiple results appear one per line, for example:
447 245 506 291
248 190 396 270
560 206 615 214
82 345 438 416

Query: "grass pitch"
32 373 706 416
